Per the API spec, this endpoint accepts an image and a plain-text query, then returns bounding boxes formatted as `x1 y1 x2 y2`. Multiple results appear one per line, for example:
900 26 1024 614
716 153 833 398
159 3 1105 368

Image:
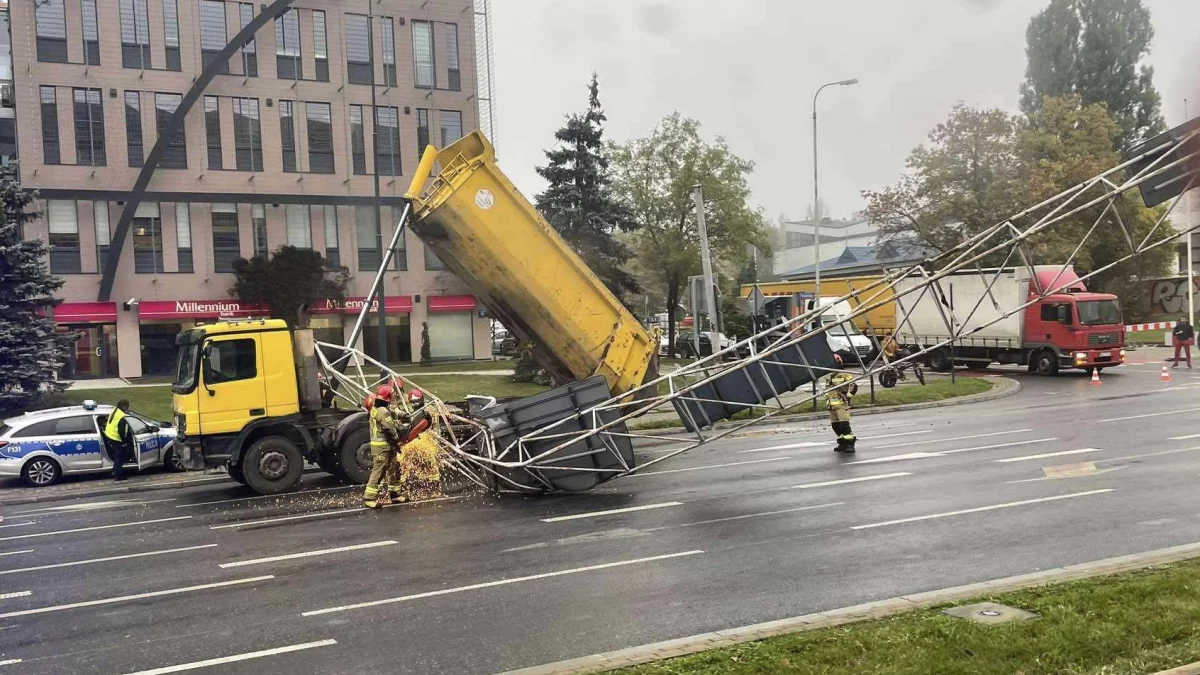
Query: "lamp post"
812 78 859 302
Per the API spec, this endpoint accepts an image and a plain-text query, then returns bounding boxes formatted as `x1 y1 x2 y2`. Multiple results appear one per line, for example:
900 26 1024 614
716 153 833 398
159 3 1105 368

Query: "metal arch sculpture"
97 0 297 302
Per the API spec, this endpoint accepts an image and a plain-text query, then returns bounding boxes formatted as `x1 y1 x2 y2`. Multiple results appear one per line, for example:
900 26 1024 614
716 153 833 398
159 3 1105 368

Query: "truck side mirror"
1057 305 1071 325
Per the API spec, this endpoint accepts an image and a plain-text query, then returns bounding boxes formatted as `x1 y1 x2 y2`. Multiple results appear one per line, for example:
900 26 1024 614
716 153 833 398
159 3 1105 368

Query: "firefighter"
824 354 859 453
364 384 403 509
383 388 428 503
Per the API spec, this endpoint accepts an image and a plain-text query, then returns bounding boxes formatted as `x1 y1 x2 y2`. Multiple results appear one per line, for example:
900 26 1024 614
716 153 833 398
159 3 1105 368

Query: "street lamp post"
812 78 859 303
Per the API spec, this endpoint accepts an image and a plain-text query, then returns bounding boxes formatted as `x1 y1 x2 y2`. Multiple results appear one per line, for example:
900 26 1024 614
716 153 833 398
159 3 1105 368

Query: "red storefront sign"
138 300 268 320
427 295 477 312
53 302 118 323
309 296 413 314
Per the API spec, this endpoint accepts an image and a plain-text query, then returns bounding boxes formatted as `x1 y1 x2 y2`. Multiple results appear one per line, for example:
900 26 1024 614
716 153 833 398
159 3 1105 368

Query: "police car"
0 400 183 487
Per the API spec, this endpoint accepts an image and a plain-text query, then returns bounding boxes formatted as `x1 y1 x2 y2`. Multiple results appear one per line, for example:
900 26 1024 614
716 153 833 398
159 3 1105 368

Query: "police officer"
103 399 135 481
824 355 859 453
364 384 403 509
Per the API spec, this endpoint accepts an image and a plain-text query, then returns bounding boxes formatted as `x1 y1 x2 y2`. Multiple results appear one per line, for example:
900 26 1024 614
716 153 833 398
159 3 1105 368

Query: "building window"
94 201 110 264
35 0 68 63
427 312 474 360
82 0 101 65
163 0 182 71
446 24 461 91
40 87 60 166
345 14 371 85
176 203 193 273
132 202 163 274
199 0 230 74
424 246 447 271
120 0 153 69
412 20 435 89
232 97 263 172
279 100 297 173
416 108 430 155
440 110 463 147
252 203 267 258
73 88 106 167
125 92 143 167
155 93 187 169
374 107 401 176
312 10 329 82
204 96 222 170
381 17 397 87
285 204 311 249
47 200 80 274
239 3 257 77
349 105 367 175
306 102 334 174
275 8 302 80
356 206 380 271
323 205 339 268
211 204 240 272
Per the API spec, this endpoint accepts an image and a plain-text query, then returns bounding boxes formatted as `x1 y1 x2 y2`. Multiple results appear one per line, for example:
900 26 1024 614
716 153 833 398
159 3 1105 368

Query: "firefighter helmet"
375 384 395 403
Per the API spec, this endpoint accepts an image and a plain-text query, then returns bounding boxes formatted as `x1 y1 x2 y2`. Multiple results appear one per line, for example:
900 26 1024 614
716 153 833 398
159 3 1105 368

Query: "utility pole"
693 185 719 346
812 78 858 302
369 1 387 376
1188 98 1194 329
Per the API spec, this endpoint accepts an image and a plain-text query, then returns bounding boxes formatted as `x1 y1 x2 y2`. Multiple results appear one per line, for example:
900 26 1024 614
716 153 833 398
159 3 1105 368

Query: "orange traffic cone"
1161 365 1172 382
1090 369 1101 386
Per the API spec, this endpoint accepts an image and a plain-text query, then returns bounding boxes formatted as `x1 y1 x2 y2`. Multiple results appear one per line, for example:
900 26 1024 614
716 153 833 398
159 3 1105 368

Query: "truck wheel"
1034 350 1059 376
337 428 372 484
228 462 247 485
928 348 952 372
316 452 344 479
241 436 304 494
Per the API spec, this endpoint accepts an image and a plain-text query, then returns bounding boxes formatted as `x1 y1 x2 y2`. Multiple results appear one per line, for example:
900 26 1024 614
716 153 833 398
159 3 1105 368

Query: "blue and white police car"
0 400 182 487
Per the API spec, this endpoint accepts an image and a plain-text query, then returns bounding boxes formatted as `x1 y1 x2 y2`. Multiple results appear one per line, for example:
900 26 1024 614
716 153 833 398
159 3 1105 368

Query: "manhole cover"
942 602 1039 625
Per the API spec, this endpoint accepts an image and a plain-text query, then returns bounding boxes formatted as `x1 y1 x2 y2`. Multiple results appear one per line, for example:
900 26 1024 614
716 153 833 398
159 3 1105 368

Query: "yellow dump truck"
741 276 897 333
172 132 660 493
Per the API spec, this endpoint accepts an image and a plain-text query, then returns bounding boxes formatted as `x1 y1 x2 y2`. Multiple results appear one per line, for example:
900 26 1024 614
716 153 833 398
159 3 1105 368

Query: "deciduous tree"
229 246 349 326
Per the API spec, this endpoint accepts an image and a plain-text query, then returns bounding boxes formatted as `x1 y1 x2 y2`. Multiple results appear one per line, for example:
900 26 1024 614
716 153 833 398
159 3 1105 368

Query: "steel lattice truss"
317 125 1200 494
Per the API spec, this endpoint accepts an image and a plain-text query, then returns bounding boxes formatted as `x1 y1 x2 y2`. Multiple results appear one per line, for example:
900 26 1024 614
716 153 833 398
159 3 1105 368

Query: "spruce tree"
536 74 640 301
0 168 70 411
419 322 433 366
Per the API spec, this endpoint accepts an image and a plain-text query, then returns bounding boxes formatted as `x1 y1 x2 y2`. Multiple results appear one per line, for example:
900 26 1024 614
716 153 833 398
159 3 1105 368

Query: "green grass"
390 359 515 374
49 387 175 422
394 374 546 401
616 558 1200 675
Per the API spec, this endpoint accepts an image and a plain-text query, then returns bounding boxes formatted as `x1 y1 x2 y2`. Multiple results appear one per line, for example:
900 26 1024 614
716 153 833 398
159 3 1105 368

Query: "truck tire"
241 436 304 494
928 348 952 372
337 428 372 484
316 452 344 479
1034 350 1059 376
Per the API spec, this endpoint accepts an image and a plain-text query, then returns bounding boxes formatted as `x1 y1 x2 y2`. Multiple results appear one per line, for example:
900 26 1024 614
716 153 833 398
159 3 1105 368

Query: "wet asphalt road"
2 354 1200 674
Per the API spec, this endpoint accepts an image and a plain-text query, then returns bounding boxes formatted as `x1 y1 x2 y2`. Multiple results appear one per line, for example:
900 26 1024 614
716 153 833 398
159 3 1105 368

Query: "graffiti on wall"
1147 277 1200 316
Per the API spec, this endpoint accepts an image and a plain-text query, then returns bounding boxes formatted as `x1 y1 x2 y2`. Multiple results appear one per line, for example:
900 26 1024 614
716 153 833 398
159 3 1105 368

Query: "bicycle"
878 355 926 388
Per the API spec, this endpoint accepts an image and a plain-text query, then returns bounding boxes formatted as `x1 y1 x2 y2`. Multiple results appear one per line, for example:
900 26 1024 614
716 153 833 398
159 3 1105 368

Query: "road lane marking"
850 489 1113 530
13 498 177 516
0 659 21 667
0 522 35 529
849 452 942 464
0 516 191 542
738 430 934 454
0 550 33 558
209 495 464 530
628 457 788 477
177 486 357 508
0 575 274 619
938 438 1058 456
1098 407 1200 422
1005 463 1127 483
848 440 1056 465
645 503 842 531
0 544 217 576
541 503 683 523
876 429 1033 450
1096 445 1200 464
301 550 705 616
785 472 912 489
122 639 337 675
0 591 31 600
995 448 1101 463
219 541 398 568
1169 433 1200 440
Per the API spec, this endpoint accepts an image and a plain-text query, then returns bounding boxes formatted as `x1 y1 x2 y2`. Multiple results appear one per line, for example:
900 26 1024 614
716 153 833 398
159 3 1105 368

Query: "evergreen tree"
419 322 433 366
0 169 70 411
229 245 349 326
536 74 640 301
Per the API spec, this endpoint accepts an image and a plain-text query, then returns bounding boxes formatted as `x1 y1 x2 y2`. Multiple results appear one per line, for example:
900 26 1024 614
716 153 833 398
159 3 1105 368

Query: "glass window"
445 23 460 91
35 0 68 63
1077 300 1122 326
285 204 311 249
13 419 60 438
381 17 397 87
424 246 446 271
306 102 333 174
94 201 111 263
374 107 401 176
73 89 106 166
124 91 144 167
279 100 296 173
356 206 380 271
211 204 240 272
204 339 257 384
47 200 80 274
199 1 229 73
412 20 435 88
82 0 101 65
120 0 152 69
41 86 60 166
204 96 222 170
55 416 98 436
163 0 182 71
349 105 366 175
132 202 163 274
345 14 372 85
232 97 263 171
440 110 463 147
323 205 339 268
252 203 267 258
427 312 474 360
274 8 302 79
312 10 329 82
416 109 430 154
155 93 187 169
176 203 193 273
239 3 257 77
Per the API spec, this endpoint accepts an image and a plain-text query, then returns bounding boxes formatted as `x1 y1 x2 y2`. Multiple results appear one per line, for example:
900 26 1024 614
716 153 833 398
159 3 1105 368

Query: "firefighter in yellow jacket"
824 354 859 453
364 384 404 508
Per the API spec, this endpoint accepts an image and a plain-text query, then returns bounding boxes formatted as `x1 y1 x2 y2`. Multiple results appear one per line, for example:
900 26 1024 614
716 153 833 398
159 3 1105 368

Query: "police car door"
124 414 161 469
51 415 105 472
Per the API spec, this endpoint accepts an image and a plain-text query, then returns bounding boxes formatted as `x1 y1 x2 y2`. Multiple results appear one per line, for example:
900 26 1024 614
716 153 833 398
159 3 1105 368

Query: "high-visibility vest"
104 408 127 442
369 406 394 447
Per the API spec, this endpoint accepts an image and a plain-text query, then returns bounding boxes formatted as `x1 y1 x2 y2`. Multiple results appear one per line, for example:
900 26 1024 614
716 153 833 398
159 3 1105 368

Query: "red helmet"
408 389 425 404
375 384 395 403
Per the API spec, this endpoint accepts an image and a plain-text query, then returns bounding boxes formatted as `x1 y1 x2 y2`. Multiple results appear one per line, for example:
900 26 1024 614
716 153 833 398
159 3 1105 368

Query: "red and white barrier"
1126 321 1175 332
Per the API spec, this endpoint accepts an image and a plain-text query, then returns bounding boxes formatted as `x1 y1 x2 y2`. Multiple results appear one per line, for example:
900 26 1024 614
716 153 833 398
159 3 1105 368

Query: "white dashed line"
0 576 274 619
0 591 31 600
876 429 1032 449
628 457 789 477
0 545 217 576
122 639 338 675
541 503 683 523
1099 407 1200 422
0 516 191 542
785 472 912 489
850 489 1113 530
219 541 398 568
995 448 1101 463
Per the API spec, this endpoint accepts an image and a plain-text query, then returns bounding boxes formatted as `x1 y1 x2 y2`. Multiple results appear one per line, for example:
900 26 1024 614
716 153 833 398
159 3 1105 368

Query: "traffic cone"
1090 369 1101 386
1161 365 1172 382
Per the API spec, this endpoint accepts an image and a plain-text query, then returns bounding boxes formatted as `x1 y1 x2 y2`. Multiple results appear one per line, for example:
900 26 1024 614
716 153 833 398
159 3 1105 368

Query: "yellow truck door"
197 334 267 436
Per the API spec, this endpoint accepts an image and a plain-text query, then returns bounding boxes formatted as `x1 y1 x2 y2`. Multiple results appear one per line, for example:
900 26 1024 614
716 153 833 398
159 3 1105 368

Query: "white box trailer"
893 268 1031 347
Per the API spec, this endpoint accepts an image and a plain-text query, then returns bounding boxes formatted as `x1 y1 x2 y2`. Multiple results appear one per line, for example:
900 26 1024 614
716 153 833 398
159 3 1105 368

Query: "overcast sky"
489 0 1200 224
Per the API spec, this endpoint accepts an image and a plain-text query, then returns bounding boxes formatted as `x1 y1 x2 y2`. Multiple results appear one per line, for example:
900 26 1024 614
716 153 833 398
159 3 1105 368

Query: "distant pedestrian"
1173 317 1194 369
102 399 134 481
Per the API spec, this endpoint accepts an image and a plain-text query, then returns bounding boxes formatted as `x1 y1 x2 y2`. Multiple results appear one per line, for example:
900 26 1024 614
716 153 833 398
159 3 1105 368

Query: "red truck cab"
1023 269 1125 374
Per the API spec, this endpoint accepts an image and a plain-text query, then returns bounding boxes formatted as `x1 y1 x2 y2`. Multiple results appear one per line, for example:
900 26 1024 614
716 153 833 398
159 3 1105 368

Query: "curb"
497 540 1200 675
0 466 326 506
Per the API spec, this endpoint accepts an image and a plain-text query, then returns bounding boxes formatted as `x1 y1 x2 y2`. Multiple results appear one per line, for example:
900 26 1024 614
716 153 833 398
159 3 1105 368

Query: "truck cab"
1024 281 1125 375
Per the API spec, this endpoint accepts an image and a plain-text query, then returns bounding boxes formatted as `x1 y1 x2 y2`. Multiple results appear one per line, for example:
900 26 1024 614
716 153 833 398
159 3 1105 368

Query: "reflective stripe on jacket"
824 372 856 409
369 406 399 447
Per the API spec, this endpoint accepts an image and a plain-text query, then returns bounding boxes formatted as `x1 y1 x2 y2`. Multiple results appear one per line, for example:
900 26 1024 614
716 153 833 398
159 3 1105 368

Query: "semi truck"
893 266 1125 374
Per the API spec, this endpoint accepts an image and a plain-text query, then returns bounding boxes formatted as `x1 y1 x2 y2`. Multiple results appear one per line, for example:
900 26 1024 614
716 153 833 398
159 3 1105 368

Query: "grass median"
614 558 1200 675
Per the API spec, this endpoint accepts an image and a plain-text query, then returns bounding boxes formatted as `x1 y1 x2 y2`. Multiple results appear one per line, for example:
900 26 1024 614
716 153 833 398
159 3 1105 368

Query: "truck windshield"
173 343 200 394
1077 299 1122 326
821 315 862 335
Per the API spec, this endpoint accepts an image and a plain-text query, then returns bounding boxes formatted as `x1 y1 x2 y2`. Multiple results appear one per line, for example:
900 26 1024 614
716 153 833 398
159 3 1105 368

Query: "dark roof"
780 238 936 280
